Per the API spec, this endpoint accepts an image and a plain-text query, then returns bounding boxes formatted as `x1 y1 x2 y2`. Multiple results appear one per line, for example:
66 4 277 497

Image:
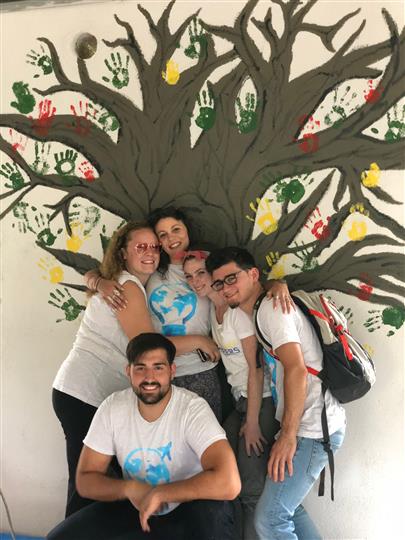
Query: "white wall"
1 1 404 537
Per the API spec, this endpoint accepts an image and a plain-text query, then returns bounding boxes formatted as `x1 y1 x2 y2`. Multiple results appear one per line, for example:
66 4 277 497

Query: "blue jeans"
254 427 345 540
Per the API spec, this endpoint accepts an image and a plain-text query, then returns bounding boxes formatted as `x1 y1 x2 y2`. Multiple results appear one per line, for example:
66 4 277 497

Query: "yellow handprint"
66 222 89 252
162 59 180 85
361 162 380 188
346 203 369 241
246 198 278 235
265 251 286 279
347 220 367 241
38 256 64 283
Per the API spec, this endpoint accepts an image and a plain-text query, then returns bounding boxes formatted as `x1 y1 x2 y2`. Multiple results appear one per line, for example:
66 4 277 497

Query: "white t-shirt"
53 272 145 407
84 386 226 514
249 297 345 438
210 304 272 401
146 265 214 377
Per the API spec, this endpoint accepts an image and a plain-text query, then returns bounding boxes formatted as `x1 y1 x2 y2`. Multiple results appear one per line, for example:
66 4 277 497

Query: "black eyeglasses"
133 243 161 255
211 270 244 291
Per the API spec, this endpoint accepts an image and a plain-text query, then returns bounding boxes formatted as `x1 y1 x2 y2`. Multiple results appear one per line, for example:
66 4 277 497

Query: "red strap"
309 308 330 322
339 332 353 360
307 366 320 376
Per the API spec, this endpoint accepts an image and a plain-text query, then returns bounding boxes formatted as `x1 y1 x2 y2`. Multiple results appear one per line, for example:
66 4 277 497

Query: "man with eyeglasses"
206 248 346 540
47 333 241 540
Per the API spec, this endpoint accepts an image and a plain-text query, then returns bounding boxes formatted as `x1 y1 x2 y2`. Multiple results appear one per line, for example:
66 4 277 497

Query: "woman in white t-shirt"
53 222 161 517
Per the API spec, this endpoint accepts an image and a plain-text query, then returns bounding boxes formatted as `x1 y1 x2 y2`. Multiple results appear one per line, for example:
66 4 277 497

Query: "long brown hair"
99 221 153 280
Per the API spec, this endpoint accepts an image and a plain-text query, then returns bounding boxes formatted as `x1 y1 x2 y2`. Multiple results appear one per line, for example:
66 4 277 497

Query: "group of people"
47 207 346 540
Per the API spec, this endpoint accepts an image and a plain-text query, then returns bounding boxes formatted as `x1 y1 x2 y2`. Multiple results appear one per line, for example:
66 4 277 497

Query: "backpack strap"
253 292 273 352
318 383 335 501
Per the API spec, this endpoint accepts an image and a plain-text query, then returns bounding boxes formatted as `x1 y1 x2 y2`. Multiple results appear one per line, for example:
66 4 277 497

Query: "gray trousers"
223 396 280 540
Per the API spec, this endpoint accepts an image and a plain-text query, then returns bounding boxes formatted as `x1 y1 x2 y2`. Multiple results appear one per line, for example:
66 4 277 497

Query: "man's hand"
138 487 168 532
239 421 268 457
267 432 297 482
124 480 153 511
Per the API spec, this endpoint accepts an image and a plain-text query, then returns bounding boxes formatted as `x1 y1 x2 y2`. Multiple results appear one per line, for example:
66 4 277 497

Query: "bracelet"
94 276 102 292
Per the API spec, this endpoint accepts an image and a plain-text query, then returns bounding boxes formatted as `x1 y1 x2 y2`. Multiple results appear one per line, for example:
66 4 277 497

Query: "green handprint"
195 89 216 130
69 203 101 235
236 93 258 134
12 202 61 246
54 150 78 176
87 103 119 133
31 142 51 174
364 307 405 337
184 17 207 59
102 52 130 89
324 85 359 129
26 45 53 78
273 171 314 204
0 162 26 190
337 306 354 325
292 242 319 272
384 103 405 142
10 81 36 114
48 288 85 323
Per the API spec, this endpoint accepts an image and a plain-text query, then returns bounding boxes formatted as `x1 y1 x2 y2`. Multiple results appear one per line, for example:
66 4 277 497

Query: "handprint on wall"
10 82 36 114
1 162 26 190
38 256 64 284
54 150 78 176
195 88 215 130
26 46 53 78
365 307 405 337
102 52 130 89
184 17 207 59
48 288 85 323
236 93 258 134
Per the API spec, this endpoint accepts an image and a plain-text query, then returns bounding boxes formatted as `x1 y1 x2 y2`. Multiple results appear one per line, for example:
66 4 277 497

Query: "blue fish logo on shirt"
124 442 172 486
149 284 197 335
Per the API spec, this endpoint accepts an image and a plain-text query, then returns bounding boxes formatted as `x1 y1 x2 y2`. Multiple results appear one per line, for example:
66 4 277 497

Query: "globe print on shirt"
149 283 197 336
123 442 172 485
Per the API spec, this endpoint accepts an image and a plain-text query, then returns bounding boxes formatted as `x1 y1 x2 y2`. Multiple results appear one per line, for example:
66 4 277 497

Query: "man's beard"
229 300 240 309
133 382 170 404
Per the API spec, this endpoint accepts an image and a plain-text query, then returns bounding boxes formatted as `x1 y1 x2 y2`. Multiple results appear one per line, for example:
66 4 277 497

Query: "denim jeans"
254 426 346 540
223 397 279 540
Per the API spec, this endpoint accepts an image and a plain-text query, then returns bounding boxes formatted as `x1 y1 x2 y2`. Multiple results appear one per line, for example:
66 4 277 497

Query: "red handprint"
305 207 331 240
78 161 96 182
357 272 374 301
364 80 383 104
69 101 93 136
8 129 28 153
295 115 321 154
32 99 56 136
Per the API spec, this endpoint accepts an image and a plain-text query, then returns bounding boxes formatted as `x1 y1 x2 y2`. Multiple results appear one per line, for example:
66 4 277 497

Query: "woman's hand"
239 421 268 457
196 336 220 362
266 280 295 314
97 278 127 311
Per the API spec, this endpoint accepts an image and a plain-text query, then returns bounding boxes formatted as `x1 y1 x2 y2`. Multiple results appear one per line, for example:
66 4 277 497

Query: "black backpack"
254 290 376 499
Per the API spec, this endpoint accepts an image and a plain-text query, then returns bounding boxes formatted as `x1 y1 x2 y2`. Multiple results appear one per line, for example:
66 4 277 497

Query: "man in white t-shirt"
206 248 346 540
47 333 241 540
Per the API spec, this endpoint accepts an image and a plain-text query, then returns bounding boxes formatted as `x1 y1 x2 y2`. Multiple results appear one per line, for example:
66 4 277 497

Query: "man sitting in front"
47 332 241 540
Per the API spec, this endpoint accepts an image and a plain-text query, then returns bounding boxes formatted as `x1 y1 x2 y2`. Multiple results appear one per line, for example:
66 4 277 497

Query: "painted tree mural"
1 0 404 329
